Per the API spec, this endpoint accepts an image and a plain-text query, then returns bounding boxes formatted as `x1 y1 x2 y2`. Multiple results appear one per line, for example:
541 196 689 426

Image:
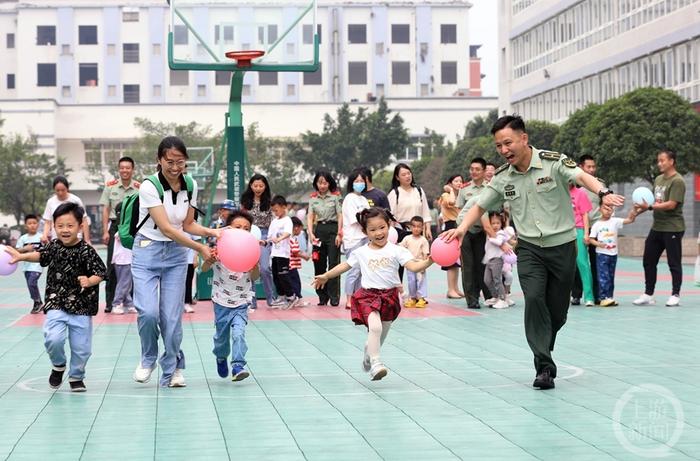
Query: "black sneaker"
104 305 112 313
30 301 43 314
49 365 65 389
69 380 87 392
533 369 555 390
317 297 329 306
330 298 340 307
570 298 581 306
468 303 482 309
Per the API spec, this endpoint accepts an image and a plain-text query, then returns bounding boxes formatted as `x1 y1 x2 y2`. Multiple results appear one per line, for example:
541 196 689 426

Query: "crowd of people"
4 115 690 392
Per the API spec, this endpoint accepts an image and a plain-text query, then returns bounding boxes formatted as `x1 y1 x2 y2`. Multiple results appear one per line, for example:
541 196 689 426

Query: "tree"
292 99 410 178
247 123 306 197
581 88 700 184
0 121 71 225
444 136 501 180
526 120 560 150
464 108 498 139
552 103 602 158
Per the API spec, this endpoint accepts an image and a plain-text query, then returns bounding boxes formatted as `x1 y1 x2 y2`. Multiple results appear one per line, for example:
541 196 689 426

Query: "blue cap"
220 199 236 211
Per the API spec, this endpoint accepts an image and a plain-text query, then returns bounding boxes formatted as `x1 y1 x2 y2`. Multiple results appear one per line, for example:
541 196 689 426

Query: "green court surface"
0 255 698 461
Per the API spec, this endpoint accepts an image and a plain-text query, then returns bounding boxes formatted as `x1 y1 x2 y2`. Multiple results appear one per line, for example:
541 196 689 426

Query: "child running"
268 195 297 308
399 216 430 308
6 203 106 392
313 207 433 380
15 214 44 314
289 216 310 307
483 212 510 309
589 204 638 307
202 210 259 382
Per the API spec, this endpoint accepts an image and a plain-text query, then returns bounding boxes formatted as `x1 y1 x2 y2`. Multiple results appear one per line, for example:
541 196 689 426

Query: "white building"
0 0 495 224
498 0 700 121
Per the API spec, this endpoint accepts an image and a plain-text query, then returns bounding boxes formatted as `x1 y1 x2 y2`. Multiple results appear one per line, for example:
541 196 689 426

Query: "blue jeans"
258 227 275 304
344 239 367 296
131 235 188 386
113 264 134 307
43 310 92 380
596 253 617 299
24 271 42 302
212 302 249 367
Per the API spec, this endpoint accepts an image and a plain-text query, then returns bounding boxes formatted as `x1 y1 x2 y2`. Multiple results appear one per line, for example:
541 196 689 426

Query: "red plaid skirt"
350 287 402 328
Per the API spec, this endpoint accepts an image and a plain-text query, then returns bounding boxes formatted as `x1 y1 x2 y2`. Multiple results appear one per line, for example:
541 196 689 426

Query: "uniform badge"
504 185 515 191
562 158 576 168
536 177 553 185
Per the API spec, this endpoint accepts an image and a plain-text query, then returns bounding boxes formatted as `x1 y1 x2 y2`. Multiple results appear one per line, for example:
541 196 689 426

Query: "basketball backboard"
168 0 319 72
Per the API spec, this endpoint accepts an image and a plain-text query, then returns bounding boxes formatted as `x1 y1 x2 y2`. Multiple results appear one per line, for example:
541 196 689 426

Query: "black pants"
572 244 600 301
185 263 195 304
272 257 295 298
518 239 576 378
312 222 340 303
643 229 684 296
290 268 302 298
460 231 491 306
105 220 118 309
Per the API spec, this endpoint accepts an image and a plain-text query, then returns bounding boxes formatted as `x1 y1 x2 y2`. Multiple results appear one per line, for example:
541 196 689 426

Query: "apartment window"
123 43 139 63
6 33 15 49
78 25 98 45
348 61 367 84
123 84 140 103
37 63 56 86
215 71 231 86
303 65 322 85
37 26 56 45
348 24 367 44
122 10 139 22
391 24 410 44
440 24 457 44
62 86 71 97
152 43 161 55
392 61 410 84
214 25 235 44
259 72 278 85
258 25 278 45
441 61 457 84
303 24 322 44
79 63 98 86
7 74 15 89
170 69 189 86
287 84 296 96
197 84 206 97
107 44 116 55
108 85 116 97
174 25 188 45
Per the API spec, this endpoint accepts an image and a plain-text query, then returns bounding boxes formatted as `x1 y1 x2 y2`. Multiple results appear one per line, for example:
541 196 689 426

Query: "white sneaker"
633 294 655 305
369 360 388 381
184 304 195 313
268 297 287 308
133 364 155 383
111 304 125 315
127 306 138 314
484 298 497 306
284 296 299 309
506 296 515 306
585 300 594 307
168 369 186 387
491 299 509 309
665 295 680 307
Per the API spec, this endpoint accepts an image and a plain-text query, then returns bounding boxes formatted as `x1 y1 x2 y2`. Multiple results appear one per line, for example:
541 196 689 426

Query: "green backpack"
118 173 196 249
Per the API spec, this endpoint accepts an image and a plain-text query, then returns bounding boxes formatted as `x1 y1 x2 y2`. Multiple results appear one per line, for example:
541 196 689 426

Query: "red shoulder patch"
309 192 319 198
331 190 341 196
105 179 118 187
133 181 141 189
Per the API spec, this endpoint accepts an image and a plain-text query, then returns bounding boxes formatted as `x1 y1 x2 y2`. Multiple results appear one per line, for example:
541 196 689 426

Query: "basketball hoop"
225 50 265 68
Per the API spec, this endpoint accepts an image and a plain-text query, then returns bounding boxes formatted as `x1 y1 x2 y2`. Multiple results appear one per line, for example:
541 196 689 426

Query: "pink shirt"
570 186 592 228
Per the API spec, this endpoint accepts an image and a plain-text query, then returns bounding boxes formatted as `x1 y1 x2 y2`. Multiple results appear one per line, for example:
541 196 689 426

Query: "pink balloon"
0 245 18 276
503 252 517 265
388 226 398 244
431 236 460 266
217 228 261 272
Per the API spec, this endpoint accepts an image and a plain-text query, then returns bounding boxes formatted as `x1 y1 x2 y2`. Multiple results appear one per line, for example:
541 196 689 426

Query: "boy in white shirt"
589 205 638 307
267 195 297 308
399 216 430 308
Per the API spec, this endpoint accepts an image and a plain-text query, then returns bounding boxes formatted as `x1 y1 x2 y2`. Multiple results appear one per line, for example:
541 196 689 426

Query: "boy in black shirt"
7 203 106 392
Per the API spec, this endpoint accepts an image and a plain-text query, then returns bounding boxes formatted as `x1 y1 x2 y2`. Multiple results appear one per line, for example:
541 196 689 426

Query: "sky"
468 0 499 97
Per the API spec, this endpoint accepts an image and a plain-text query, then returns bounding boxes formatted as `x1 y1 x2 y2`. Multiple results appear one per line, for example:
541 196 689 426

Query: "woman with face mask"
341 167 370 309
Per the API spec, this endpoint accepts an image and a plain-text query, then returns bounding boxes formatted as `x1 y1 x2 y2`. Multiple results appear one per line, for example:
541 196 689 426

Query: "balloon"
250 224 262 241
388 226 398 244
503 252 517 265
217 228 261 272
0 245 18 276
632 187 654 206
430 236 460 266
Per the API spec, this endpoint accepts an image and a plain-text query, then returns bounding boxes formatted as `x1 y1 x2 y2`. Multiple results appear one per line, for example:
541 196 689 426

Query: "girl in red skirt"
313 207 433 380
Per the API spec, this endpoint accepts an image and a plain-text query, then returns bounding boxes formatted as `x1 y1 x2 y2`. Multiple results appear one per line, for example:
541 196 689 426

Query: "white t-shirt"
346 242 414 290
342 192 370 249
136 175 198 241
589 217 624 256
269 215 293 258
43 193 88 239
211 261 253 308
112 234 132 265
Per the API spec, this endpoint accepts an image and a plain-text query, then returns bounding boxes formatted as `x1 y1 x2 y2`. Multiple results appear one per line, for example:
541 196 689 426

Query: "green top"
456 196 489 234
585 177 605 224
652 173 685 232
456 182 487 233
99 180 139 220
309 192 342 223
477 147 583 248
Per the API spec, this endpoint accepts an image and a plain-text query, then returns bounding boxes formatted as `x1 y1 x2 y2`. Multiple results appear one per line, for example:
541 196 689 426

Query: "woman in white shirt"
131 136 220 388
341 168 370 308
41 176 91 243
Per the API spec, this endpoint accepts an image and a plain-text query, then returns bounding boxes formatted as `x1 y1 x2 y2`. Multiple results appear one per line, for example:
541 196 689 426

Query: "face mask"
353 182 366 193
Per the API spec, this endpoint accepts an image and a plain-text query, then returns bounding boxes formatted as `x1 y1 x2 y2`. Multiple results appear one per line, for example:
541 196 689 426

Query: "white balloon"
632 187 654 206
388 226 398 244
250 224 262 241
